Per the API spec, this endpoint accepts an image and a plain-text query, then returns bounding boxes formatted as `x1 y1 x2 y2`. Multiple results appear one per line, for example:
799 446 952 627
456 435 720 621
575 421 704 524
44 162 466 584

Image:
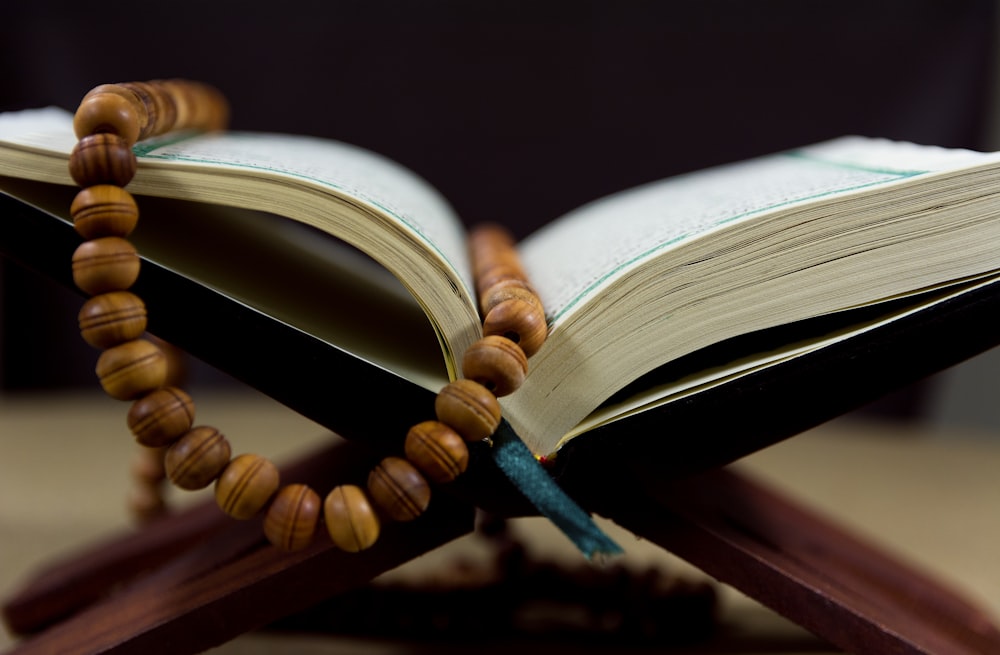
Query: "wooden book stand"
3 436 1000 655
2 191 1000 654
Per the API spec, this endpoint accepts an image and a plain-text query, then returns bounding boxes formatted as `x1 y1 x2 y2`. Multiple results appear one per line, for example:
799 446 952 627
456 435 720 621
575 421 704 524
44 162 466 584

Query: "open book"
2 107 1000 457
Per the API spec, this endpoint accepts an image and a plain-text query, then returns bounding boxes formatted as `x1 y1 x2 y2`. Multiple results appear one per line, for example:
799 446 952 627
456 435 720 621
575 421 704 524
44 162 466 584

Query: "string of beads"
68 79 548 552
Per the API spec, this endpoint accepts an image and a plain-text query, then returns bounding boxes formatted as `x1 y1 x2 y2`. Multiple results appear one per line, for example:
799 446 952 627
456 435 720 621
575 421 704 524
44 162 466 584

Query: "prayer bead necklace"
67 79 547 553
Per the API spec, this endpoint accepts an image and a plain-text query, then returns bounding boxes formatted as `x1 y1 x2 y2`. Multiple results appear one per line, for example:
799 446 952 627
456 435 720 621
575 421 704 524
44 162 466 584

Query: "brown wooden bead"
157 78 229 131
114 83 158 140
434 379 501 442
461 335 528 397
479 279 543 315
468 223 547 354
78 291 147 349
483 297 547 358
469 223 527 287
147 80 179 134
142 335 188 387
119 81 177 138
70 185 139 239
469 223 517 262
148 79 228 132
475 262 526 295
164 426 231 490
128 387 195 447
475 265 533 302
215 453 280 520
72 237 140 295
201 86 230 131
127 481 167 522
81 84 149 138
130 446 166 483
367 456 431 522
182 80 230 131
73 92 141 146
156 79 195 131
324 484 380 552
264 484 320 552
404 420 469 483
96 338 167 400
69 133 137 187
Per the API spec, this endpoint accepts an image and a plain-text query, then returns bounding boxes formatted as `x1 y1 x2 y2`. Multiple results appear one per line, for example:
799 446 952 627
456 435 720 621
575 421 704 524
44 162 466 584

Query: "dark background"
1 0 997 411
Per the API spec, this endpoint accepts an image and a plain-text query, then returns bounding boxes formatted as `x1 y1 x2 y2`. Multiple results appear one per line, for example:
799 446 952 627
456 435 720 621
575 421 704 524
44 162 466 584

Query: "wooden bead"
72 237 140 295
113 83 157 140
130 446 166 483
482 297 547 358
127 387 195 447
461 335 528 397
264 484 320 552
119 81 176 138
127 481 167 522
148 79 229 132
469 223 525 286
324 484 380 552
367 456 431 522
158 78 230 131
156 80 195 132
404 420 469 483
96 338 167 400
144 335 188 387
68 133 137 187
190 81 230 131
475 263 526 296
468 223 547 357
81 84 149 138
469 223 517 262
479 279 542 315
73 91 141 146
146 80 179 134
78 291 147 349
70 185 139 239
215 453 280 520
164 426 231 490
434 379 501 442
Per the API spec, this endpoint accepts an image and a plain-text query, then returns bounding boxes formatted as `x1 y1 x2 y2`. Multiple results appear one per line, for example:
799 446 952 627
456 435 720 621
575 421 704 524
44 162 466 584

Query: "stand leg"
2 499 229 637
2 436 363 636
1 436 476 655
4 495 473 655
6 445 1000 654
601 466 1000 655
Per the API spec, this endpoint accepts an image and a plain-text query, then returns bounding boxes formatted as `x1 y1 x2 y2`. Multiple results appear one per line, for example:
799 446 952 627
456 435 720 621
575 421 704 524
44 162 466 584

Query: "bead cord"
69 80 548 553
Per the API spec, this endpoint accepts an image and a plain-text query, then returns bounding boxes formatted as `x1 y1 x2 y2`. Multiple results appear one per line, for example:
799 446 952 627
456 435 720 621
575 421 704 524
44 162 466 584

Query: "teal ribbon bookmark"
490 419 623 560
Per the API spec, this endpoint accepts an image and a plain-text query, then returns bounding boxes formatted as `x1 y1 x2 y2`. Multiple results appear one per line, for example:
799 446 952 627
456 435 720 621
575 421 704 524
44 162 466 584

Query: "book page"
134 130 474 295
1 175 451 391
0 107 483 378
519 137 1000 327
507 136 1000 454
0 107 473 295
558 272 1000 448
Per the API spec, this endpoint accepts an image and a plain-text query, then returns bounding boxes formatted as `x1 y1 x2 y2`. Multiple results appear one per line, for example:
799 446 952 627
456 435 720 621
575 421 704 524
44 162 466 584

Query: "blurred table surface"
1 388 998 654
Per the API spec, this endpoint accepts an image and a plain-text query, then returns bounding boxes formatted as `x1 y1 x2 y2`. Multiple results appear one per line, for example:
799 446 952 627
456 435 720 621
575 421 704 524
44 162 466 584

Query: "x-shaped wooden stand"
3 189 1000 654
2 433 999 654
